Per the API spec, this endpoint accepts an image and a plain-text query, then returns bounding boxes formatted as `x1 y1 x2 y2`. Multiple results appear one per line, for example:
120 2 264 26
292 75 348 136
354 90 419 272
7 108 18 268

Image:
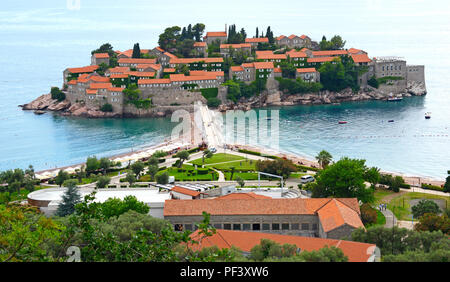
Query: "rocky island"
22 24 426 117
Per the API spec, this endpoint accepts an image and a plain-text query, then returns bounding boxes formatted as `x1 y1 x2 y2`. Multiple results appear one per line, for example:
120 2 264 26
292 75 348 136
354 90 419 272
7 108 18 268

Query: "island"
22 24 427 118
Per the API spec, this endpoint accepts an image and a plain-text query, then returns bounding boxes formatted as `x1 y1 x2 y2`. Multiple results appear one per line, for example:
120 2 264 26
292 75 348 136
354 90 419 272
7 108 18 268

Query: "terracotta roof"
93 53 109 59
86 89 97 95
274 67 282 73
67 65 99 74
312 50 348 57
230 66 244 72
163 68 176 73
194 42 207 47
189 70 224 77
255 51 287 60
307 57 337 63
242 63 255 68
286 50 308 58
164 197 360 216
277 35 286 40
155 46 165 52
170 57 224 64
351 54 372 63
89 83 113 89
138 79 171 85
164 52 177 59
300 35 308 39
68 79 78 85
118 58 157 64
108 66 129 74
137 64 161 70
253 61 275 69
189 229 376 262
205 31 227 38
88 76 110 83
119 49 133 57
126 71 156 77
348 48 364 54
317 199 364 232
171 186 201 197
245 37 269 43
169 74 220 82
216 192 272 200
108 87 124 92
220 43 251 49
296 68 317 73
288 34 299 40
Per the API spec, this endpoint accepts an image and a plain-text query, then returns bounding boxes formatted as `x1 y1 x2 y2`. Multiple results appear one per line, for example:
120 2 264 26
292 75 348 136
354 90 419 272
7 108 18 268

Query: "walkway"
380 208 397 228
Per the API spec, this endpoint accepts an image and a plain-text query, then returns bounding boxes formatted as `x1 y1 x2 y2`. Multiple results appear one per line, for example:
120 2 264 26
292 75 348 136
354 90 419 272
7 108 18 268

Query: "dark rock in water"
34 110 46 115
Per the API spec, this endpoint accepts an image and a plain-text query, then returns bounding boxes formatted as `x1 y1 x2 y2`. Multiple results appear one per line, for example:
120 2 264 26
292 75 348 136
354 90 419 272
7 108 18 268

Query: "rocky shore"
218 80 427 112
22 81 427 117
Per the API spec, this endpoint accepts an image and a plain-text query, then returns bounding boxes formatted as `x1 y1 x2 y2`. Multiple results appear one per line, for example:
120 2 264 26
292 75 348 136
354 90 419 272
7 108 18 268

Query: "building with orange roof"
286 49 308 67
193 42 207 57
188 229 379 262
311 50 348 58
170 186 204 200
204 31 227 45
229 61 275 81
118 58 157 68
245 37 269 48
351 54 372 65
116 49 133 59
216 192 272 200
220 43 252 57
91 53 110 66
255 51 287 66
307 56 340 67
296 67 320 82
276 34 312 49
64 65 99 84
164 197 364 239
169 57 224 72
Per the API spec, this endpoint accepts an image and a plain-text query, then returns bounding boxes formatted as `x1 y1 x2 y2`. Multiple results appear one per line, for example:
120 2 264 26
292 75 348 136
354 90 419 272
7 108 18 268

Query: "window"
272 223 280 230
252 223 261 230
243 224 251 230
233 224 241 230
213 224 222 229
301 223 309 230
262 223 270 230
224 224 231 230
185 224 193 231
174 224 183 231
291 223 299 230
282 223 289 230
312 224 318 230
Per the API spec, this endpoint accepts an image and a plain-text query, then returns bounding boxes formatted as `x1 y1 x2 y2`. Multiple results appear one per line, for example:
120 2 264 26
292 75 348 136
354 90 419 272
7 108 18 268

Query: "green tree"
100 103 113 112
147 165 159 181
202 149 213 165
131 161 145 177
158 26 181 51
192 23 206 42
132 43 141 58
444 173 450 193
311 157 374 203
86 156 100 174
368 76 379 88
94 195 149 219
412 200 442 219
55 170 70 187
123 83 141 101
365 167 381 188
297 246 348 262
175 150 190 168
125 172 137 186
99 157 112 174
156 171 169 184
96 176 111 189
50 87 66 101
56 180 81 217
315 150 333 168
255 158 297 180
91 43 115 57
415 213 450 234
235 176 245 188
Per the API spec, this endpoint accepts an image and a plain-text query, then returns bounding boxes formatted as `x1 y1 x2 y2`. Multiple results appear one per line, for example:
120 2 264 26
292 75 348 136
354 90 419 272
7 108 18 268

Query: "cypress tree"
256 27 259 38
56 180 82 217
132 43 141 58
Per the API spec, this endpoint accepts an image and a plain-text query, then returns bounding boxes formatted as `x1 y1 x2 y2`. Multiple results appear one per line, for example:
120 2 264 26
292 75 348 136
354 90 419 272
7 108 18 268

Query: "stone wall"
406 65 425 84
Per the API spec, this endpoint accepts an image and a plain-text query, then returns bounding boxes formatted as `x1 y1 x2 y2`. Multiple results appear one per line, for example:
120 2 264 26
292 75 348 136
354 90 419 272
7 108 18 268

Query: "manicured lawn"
189 153 245 166
157 166 219 182
288 172 308 179
210 159 257 171
387 192 450 220
225 172 259 181
373 188 396 204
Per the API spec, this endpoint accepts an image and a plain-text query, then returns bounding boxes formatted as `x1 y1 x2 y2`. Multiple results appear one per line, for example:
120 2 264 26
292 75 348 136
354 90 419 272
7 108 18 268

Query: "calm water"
0 0 449 178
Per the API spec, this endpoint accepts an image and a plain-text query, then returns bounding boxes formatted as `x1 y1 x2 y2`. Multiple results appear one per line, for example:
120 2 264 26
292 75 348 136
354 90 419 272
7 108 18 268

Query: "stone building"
276 34 311 49
203 31 228 45
63 65 99 85
163 197 364 239
91 53 110 66
296 68 320 82
118 58 157 68
170 186 205 200
193 42 207 57
255 51 287 67
169 57 224 72
220 43 252 57
245 37 269 49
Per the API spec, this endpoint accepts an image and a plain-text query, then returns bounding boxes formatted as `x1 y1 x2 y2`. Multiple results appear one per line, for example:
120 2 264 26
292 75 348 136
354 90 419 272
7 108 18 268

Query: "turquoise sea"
0 0 449 179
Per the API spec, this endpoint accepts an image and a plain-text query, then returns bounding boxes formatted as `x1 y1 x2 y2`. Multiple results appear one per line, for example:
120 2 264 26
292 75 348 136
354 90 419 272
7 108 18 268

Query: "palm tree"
315 150 333 169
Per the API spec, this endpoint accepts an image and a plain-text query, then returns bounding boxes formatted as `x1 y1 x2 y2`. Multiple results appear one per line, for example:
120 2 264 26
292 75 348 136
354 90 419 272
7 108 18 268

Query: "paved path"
380 208 397 228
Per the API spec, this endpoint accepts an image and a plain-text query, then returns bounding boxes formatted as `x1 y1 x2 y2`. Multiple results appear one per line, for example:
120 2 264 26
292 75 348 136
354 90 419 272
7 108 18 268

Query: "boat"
33 110 45 115
425 112 431 119
338 121 348 124
388 120 394 122
387 97 403 102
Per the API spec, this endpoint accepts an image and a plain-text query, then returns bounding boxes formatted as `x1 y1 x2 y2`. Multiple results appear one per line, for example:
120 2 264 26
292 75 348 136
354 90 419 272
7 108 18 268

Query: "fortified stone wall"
406 65 425 84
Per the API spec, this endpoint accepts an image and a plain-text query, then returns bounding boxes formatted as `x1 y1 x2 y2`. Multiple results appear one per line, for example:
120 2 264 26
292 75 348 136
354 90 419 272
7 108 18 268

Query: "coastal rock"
407 81 427 96
47 99 71 111
22 94 54 110
265 91 281 105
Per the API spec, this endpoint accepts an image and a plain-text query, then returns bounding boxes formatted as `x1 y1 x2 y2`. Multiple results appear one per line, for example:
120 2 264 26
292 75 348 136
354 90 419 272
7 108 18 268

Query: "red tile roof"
108 87 124 92
89 83 113 89
169 74 220 82
118 58 157 64
300 35 308 39
245 37 269 43
171 186 201 197
307 57 337 63
164 52 177 59
163 68 176 73
277 35 286 40
317 199 365 232
256 51 287 60
86 89 97 95
108 66 129 74
67 65 99 74
253 61 275 69
88 76 110 83
351 54 372 63
296 68 317 73
216 192 272 200
286 50 308 58
155 46 165 52
189 229 376 262
274 67 282 73
312 50 348 57
230 66 244 72
242 63 255 68
194 42 207 47
93 53 109 59
126 71 155 77
288 34 299 40
136 64 161 70
138 79 171 85
170 57 224 64
205 31 227 38
189 70 224 77
220 43 251 49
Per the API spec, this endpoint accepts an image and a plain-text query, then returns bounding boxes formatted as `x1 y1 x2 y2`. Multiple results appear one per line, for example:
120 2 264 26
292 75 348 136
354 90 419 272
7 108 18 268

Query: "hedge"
296 164 321 172
421 183 444 192
200 88 218 99
238 149 261 156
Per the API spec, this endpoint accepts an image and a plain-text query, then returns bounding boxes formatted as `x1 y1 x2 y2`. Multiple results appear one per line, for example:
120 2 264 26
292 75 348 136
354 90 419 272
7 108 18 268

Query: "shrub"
100 103 113 112
367 76 379 89
50 87 66 101
421 183 444 192
207 97 221 108
412 199 442 219
200 88 219 100
360 203 378 226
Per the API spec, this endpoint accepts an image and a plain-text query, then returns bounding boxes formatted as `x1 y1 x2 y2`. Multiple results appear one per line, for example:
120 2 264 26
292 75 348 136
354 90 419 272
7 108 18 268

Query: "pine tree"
132 43 141 58
256 27 259 38
56 180 82 217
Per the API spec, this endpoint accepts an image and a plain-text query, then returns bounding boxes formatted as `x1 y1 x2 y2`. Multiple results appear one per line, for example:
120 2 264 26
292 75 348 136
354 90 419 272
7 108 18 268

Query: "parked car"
209 147 217 153
300 175 315 184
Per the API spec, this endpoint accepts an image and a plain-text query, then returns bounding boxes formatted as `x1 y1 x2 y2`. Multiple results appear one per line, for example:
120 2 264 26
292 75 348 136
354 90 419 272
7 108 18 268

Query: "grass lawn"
387 192 450 221
288 172 308 179
366 210 387 228
189 153 245 166
210 159 257 171
225 172 259 181
158 167 219 182
373 188 396 204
